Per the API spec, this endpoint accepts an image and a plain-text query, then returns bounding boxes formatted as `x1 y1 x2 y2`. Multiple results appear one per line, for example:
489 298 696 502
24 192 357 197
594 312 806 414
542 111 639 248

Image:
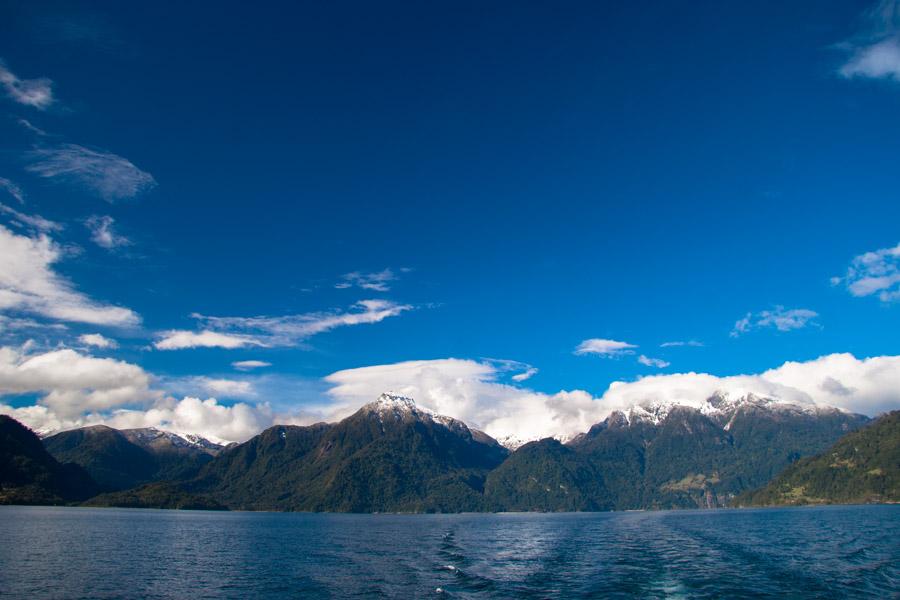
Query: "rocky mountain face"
1 392 880 512
43 425 224 492
0 415 98 505
739 410 899 506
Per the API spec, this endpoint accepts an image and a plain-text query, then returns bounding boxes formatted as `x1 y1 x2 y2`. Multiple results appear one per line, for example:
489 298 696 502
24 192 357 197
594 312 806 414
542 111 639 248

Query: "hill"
738 411 899 506
0 415 98 505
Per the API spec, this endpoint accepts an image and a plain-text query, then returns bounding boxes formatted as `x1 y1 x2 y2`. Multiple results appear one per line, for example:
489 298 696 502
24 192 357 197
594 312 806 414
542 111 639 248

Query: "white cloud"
599 353 900 419
78 333 117 348
161 299 413 350
660 340 703 348
833 242 900 302
841 37 900 80
574 338 637 356
731 306 819 337
320 353 900 444
154 330 264 350
0 345 156 420
169 376 256 399
0 224 139 326
97 397 273 443
511 367 539 382
1 396 275 444
85 215 130 249
638 355 670 368
322 358 603 443
838 1 900 81
0 178 25 204
336 268 399 292
0 60 53 109
26 144 156 202
4 352 899 445
232 360 271 371
0 203 62 233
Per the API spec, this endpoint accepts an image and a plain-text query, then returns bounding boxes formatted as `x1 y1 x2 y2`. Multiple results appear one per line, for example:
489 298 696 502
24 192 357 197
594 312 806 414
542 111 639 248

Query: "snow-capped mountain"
359 392 501 447
613 391 845 429
120 427 225 454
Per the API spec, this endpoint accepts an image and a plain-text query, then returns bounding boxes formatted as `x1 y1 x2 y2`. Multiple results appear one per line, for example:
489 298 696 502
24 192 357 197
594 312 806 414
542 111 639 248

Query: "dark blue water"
0 505 897 599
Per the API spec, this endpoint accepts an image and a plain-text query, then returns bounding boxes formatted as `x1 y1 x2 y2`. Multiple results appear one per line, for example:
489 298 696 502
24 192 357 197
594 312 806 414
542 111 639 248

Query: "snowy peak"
358 393 480 438
120 427 224 455
613 391 838 427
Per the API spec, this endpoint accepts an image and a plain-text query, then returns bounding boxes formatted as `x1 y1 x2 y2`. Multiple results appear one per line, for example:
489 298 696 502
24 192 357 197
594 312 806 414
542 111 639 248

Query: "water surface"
0 505 897 598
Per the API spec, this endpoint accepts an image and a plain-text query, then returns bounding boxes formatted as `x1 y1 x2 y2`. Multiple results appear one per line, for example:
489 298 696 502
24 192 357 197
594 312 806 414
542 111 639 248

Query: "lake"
0 505 897 598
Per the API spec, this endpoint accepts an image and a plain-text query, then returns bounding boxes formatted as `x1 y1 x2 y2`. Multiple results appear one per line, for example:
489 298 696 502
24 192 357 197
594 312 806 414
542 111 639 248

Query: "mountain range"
1 392 895 511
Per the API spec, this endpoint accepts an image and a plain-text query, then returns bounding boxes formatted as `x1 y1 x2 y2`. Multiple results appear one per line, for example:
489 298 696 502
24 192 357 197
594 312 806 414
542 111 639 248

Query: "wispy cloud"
156 299 413 350
17 118 49 137
85 215 130 249
574 338 637 357
0 203 62 233
154 330 264 351
731 306 819 337
232 360 272 371
838 0 900 82
335 268 399 292
511 367 539 382
26 144 156 202
638 355 670 368
0 60 54 109
165 376 257 399
660 340 703 348
0 224 139 326
832 241 900 302
0 178 25 204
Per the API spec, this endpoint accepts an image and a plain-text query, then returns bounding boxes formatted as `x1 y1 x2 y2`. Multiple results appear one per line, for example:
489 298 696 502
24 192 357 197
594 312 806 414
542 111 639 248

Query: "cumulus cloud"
4 352 899 445
0 178 25 204
335 268 399 292
158 299 413 350
599 353 900 419
731 306 819 337
0 60 54 109
0 203 62 233
322 358 603 443
1 395 275 444
26 144 156 202
638 355 670 368
78 333 117 348
320 353 900 444
232 360 271 371
85 215 130 249
574 338 637 357
838 0 900 82
97 397 273 443
832 241 900 302
0 224 140 326
0 345 156 420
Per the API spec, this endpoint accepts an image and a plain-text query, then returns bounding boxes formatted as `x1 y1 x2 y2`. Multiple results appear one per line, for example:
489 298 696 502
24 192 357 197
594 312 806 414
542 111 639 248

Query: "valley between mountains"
2 393 897 512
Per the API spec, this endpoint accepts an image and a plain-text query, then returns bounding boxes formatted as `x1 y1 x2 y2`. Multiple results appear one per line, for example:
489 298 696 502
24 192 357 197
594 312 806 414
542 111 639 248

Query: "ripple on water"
0 506 897 599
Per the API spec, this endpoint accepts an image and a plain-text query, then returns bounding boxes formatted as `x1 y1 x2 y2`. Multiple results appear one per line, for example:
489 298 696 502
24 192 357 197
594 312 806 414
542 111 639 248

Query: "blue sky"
1 1 899 442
